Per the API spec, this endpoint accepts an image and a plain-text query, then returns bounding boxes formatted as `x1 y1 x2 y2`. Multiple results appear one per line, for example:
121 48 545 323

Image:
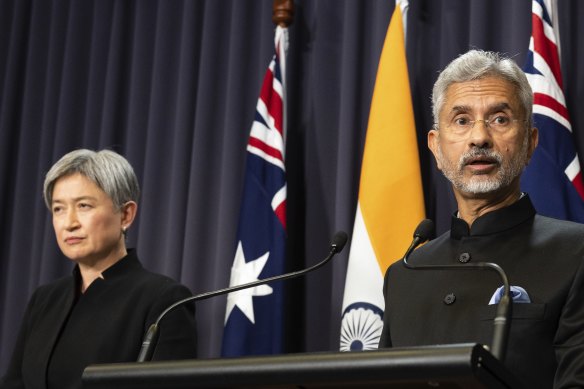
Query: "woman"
1 149 197 389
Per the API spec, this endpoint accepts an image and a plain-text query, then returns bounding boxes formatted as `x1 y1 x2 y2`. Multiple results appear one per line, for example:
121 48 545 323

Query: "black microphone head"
414 219 435 243
331 231 348 253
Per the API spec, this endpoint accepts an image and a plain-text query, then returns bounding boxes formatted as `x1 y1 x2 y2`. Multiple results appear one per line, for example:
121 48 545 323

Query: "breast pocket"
479 303 546 321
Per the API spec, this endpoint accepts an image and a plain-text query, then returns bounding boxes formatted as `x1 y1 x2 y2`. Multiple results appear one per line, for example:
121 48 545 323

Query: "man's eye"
491 115 510 126
454 117 470 126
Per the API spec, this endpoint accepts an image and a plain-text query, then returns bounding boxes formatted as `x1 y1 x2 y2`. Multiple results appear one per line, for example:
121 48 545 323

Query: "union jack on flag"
221 25 288 356
520 0 584 222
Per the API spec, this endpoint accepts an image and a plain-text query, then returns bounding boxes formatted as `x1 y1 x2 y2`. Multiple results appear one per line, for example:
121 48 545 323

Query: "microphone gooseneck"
137 231 349 362
401 219 512 362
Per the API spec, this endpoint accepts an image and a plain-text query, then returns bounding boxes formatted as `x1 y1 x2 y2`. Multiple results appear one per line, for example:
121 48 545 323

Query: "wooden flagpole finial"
272 0 294 27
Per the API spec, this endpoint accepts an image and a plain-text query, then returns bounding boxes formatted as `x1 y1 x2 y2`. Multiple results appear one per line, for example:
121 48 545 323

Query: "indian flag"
340 0 425 351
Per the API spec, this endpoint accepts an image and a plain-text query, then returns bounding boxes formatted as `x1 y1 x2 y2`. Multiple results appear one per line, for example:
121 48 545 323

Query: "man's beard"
436 135 530 194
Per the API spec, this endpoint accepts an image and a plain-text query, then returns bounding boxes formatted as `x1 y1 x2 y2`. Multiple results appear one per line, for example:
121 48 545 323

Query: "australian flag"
520 0 584 222
221 26 288 357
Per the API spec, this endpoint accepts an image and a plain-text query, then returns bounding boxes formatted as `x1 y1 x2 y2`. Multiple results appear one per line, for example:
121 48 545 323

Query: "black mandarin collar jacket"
381 195 584 388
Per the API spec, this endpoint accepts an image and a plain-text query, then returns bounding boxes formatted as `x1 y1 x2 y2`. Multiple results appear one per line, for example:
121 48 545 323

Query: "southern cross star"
224 241 273 324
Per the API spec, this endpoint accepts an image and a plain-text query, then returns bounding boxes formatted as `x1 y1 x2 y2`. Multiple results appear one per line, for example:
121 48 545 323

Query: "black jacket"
1 249 197 389
380 196 584 389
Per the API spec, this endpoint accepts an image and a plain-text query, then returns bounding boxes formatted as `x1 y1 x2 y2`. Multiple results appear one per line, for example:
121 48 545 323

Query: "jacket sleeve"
147 282 197 360
553 256 584 388
0 289 40 389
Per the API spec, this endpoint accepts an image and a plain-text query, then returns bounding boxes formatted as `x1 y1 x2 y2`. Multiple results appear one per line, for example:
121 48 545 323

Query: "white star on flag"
224 241 273 324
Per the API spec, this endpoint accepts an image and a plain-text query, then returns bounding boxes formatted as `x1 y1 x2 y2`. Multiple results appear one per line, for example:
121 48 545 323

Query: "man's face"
428 76 538 197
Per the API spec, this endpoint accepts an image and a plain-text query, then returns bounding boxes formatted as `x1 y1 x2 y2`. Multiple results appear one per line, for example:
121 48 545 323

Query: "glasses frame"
434 116 529 134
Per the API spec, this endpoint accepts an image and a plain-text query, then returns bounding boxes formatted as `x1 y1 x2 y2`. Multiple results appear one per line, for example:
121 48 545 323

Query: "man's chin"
455 177 503 195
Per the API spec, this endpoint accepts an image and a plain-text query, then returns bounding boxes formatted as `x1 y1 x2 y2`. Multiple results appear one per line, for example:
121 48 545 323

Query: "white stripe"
533 104 572 132
530 53 565 104
275 26 288 146
527 72 565 108
250 114 285 155
532 2 557 46
271 184 286 212
275 26 287 89
532 1 544 24
397 0 409 44
531 52 562 99
565 156 581 181
256 93 277 133
247 144 285 171
341 204 385 312
266 59 284 101
272 76 284 99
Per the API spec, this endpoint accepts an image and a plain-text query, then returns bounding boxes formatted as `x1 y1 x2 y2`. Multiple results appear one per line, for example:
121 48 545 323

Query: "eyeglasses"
439 114 525 135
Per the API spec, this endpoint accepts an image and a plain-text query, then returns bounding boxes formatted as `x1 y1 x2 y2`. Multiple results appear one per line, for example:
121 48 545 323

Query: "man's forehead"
442 77 519 111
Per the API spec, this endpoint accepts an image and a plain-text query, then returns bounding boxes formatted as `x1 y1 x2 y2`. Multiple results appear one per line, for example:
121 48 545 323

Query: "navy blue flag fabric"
520 0 584 222
221 26 288 357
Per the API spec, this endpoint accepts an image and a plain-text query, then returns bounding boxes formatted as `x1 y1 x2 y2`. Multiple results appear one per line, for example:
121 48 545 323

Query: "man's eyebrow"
450 105 471 114
449 103 513 115
487 102 513 113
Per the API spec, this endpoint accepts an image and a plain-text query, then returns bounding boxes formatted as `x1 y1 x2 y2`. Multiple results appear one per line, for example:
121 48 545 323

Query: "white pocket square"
488 285 531 305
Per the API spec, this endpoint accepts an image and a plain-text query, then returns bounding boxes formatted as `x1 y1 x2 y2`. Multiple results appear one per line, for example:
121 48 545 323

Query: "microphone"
401 219 512 362
137 231 349 362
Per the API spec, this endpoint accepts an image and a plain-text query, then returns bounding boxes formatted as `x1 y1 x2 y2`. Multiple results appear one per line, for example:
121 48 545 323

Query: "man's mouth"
463 156 499 173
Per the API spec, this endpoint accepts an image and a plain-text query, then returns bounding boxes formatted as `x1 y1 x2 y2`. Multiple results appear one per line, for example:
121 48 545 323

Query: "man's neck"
454 187 522 227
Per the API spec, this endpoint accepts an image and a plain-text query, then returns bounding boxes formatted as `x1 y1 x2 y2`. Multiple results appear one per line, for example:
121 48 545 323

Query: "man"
379 50 584 388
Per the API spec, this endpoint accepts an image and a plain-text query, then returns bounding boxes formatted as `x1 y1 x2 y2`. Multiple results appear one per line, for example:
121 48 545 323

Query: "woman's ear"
120 201 138 230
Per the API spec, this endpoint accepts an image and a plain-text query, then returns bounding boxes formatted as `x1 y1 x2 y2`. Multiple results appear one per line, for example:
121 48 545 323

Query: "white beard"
436 134 530 194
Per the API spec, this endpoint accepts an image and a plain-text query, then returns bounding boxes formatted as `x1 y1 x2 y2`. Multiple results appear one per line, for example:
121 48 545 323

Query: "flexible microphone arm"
137 231 349 362
401 219 512 362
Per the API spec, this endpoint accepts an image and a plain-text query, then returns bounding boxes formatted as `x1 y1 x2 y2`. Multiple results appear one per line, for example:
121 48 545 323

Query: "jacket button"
443 293 456 305
458 252 471 263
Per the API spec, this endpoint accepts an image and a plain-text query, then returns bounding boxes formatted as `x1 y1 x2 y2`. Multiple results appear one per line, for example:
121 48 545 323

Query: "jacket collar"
450 194 536 239
72 248 142 286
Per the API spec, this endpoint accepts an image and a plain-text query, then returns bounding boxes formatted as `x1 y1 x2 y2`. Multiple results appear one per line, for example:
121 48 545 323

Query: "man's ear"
428 129 443 171
526 126 539 162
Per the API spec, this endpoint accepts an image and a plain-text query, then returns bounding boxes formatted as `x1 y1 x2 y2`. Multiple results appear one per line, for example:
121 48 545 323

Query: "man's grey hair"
432 50 533 129
43 149 140 210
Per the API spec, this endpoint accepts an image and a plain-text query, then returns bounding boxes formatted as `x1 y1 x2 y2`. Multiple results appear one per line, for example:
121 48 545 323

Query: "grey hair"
432 50 533 129
43 149 140 210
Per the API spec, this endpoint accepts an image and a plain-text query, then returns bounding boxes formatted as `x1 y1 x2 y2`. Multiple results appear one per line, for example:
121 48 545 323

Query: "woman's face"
50 173 129 266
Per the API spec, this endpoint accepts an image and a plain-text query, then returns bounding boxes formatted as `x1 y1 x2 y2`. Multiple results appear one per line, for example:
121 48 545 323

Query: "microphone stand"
137 231 348 362
402 220 512 362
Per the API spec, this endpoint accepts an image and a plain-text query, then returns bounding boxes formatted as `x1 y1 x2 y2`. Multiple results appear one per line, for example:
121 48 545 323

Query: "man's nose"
468 119 493 148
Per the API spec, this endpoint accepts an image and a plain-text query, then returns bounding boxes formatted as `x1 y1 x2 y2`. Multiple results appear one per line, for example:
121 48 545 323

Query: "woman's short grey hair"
432 50 533 129
43 149 140 210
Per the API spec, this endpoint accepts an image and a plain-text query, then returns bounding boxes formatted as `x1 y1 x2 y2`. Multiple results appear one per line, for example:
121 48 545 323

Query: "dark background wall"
1 0 583 373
